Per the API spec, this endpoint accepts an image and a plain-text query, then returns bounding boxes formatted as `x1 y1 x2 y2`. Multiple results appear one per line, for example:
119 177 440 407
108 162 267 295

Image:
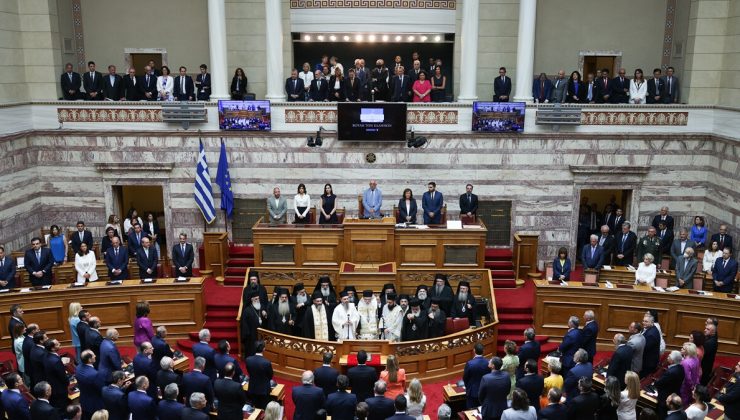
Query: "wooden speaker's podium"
342 217 396 264
339 261 396 291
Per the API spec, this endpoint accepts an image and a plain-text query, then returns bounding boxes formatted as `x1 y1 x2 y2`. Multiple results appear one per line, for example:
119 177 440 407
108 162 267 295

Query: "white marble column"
208 0 229 100
457 0 479 102
513 0 537 102
265 0 286 101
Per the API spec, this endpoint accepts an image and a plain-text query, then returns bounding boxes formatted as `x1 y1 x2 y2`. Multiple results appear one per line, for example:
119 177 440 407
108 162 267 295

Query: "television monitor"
471 101 525 132
218 100 271 131
337 102 407 141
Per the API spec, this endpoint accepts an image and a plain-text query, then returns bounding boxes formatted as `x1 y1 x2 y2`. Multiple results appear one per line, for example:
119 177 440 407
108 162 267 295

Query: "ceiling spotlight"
395 35 402 41
304 35 311 41
408 35 415 41
317 35 325 41
382 35 389 42
329 35 337 41
420 36 428 42
368 35 376 42
343 35 350 41
434 35 442 42
356 34 363 42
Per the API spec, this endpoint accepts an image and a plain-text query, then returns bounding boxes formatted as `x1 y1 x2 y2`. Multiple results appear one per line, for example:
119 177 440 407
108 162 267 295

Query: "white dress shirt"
294 194 311 217
635 262 656 287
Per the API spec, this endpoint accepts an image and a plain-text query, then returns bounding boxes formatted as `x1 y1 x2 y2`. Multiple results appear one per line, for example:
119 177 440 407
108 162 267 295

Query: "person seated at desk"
319 183 338 224
552 247 571 281
675 247 697 289
363 180 383 219
294 183 311 224
397 188 417 224
635 253 657 287
712 248 738 293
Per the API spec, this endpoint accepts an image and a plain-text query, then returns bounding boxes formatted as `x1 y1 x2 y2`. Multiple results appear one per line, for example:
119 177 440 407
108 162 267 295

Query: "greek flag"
194 139 216 224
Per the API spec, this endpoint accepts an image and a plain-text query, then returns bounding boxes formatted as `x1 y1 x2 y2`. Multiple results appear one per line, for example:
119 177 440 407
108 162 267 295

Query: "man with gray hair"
157 382 185 419
615 221 637 266
152 325 173 368
30 381 56 418
128 375 156 419
192 328 217 381
607 333 633 388
182 356 214 412
99 328 122 383
292 370 326 420
437 403 452 420
563 349 592 402
654 351 685 418
516 328 540 380
675 246 697 288
626 321 646 374
581 234 605 270
641 313 661 378
182 392 208 419
558 315 582 374
156 356 181 396
652 206 674 232
670 227 696 269
581 310 599 363
365 380 395 420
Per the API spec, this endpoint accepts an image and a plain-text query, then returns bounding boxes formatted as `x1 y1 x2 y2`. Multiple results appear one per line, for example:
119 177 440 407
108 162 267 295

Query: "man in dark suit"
61 63 82 100
326 375 359 420
539 388 567 420
2 373 32 419
641 314 661 378
421 182 444 225
77 350 106 420
597 226 616 266
658 221 674 263
43 339 70 411
142 65 158 101
85 317 103 366
662 67 680 104
182 393 210 420
102 65 123 100
136 237 158 280
314 352 339 397
516 329 540 380
291 370 326 420
565 377 600 419
563 349 592 402
701 322 718 385
245 340 273 409
390 66 411 102
647 68 664 104
174 66 195 101
344 69 362 102
24 237 53 286
152 325 174 370
478 357 509 420
195 64 211 101
70 220 94 255
8 304 25 346
347 350 378 402
606 334 634 388
365 380 395 420
581 235 605 270
654 351 685 417
712 248 738 293
286 69 305 101
665 393 688 419
82 61 103 100
22 324 38 384
595 68 612 103
102 371 130 420
172 233 195 277
459 184 478 220
122 67 141 101
128 376 157 420
610 68 630 103
532 73 552 103
127 223 144 256
99 328 123 383
651 206 674 231
0 245 17 290
558 316 583 375
156 356 182 396
711 224 733 253
214 363 246 419
581 310 598 363
717 361 740 420
104 237 129 281
670 228 696 270
158 383 185 420
386 396 415 420
30 330 48 387
182 357 214 411
515 359 544 412
463 342 490 408
192 329 218 381
31 381 60 419
614 222 638 266
493 67 512 102
133 342 158 398
214 340 243 380
309 69 329 101
370 60 389 101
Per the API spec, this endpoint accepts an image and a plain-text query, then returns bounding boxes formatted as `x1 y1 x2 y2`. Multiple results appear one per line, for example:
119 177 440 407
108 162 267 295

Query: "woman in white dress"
405 379 426 420
293 183 311 224
299 62 314 101
156 65 174 101
74 242 98 283
685 384 710 420
617 371 639 419
702 241 722 273
629 68 647 104
635 253 656 287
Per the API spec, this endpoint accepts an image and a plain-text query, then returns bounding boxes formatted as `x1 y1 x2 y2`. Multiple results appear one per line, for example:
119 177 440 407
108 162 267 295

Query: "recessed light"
304 35 311 41
368 35 376 42
343 35 350 41
395 35 402 41
434 35 441 42
382 35 389 42
408 35 415 41
329 35 337 41
317 35 325 41
420 36 428 42
356 34 363 42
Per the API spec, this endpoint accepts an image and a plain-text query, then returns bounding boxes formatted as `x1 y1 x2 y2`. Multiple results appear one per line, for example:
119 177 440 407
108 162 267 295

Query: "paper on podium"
446 220 463 229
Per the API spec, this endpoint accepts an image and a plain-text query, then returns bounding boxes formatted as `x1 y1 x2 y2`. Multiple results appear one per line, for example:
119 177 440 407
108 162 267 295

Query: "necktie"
591 247 595 258
182 244 186 254
668 78 672 94
600 236 605 246
69 73 72 82
588 84 592 101
91 72 94 82
115 248 118 256
293 79 296 91
146 75 149 85
468 194 471 202
0 259 3 268
36 251 41 261
431 192 435 200
724 259 728 268
137 233 140 243
540 81 544 101
181 78 185 93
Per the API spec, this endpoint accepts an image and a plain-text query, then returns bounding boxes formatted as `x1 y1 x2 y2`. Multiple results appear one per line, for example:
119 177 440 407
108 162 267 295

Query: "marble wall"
0 129 737 269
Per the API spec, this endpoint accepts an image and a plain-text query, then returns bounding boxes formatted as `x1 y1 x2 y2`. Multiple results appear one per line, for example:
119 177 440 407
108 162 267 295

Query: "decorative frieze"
581 111 688 126
58 108 163 123
289 0 456 9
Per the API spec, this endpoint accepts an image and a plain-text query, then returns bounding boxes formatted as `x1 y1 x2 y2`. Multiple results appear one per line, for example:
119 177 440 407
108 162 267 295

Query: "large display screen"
218 100 271 131
337 102 407 141
472 102 525 132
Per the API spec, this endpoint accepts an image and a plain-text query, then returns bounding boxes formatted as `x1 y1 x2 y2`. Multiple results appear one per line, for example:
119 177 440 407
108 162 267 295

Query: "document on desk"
602 265 612 270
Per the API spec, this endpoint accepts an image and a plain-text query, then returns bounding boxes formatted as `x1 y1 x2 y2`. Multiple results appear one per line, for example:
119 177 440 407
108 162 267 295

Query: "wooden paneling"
0 278 205 350
514 234 539 279
533 281 740 356
203 232 229 276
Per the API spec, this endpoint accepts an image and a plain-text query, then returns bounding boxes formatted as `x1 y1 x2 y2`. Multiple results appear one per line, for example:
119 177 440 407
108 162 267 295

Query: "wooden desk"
173 356 190 372
459 409 479 420
597 265 708 289
533 280 740 356
0 277 205 350
17 260 141 288
242 383 286 404
338 354 388 366
443 383 467 415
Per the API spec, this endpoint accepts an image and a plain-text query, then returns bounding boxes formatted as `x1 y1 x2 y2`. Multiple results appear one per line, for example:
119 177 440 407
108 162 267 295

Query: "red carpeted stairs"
223 244 255 287
486 248 517 288
494 279 559 355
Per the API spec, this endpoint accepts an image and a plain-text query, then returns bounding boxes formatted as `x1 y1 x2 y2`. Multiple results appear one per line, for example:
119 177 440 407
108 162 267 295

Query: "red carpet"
493 279 559 355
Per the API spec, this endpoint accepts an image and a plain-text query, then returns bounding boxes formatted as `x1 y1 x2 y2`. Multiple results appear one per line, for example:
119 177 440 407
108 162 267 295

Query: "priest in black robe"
242 271 269 307
313 275 337 307
292 282 310 336
401 298 428 341
267 288 296 334
241 288 268 357
427 297 447 338
414 285 431 311
378 283 397 317
302 291 334 341
450 280 476 326
428 273 454 315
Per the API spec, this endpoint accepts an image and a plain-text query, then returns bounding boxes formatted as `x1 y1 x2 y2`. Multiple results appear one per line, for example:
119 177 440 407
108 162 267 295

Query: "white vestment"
357 298 379 339
331 303 360 340
381 304 403 342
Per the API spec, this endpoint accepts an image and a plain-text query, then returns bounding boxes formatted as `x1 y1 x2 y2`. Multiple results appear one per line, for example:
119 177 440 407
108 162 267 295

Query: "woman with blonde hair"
680 342 701 408
540 358 563 408
405 378 426 420
380 355 407 400
618 371 639 419
69 302 83 363
91 409 109 420
264 401 283 420
501 340 519 399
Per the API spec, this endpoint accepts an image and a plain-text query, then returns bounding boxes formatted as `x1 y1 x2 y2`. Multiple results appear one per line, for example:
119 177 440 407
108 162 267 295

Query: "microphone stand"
347 313 351 340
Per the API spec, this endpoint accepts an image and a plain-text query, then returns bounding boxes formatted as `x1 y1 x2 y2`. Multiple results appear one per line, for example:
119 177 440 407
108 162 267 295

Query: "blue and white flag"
194 139 216 224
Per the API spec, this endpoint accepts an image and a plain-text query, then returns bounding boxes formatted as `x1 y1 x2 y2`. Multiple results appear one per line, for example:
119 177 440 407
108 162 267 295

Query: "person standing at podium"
268 186 288 224
332 291 360 341
172 233 194 277
421 182 443 225
294 183 311 224
459 184 478 220
363 180 383 219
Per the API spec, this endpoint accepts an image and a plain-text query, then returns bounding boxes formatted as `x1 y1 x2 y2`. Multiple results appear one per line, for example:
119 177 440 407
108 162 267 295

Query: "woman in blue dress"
48 224 68 265
319 183 338 224
690 215 708 250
